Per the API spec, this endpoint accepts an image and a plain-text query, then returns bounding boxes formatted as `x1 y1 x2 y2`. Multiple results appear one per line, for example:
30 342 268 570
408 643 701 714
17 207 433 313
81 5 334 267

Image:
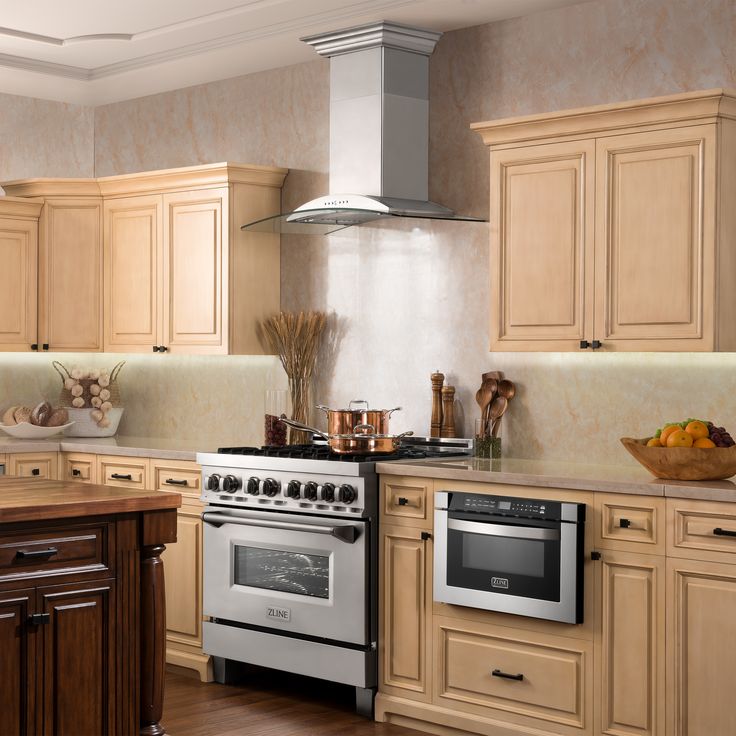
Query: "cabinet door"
0 588 35 736
104 194 162 352
379 524 431 701
667 557 736 736
162 188 227 354
39 199 103 351
595 125 715 350
490 140 595 350
38 580 115 736
0 216 38 351
596 550 665 736
8 453 58 480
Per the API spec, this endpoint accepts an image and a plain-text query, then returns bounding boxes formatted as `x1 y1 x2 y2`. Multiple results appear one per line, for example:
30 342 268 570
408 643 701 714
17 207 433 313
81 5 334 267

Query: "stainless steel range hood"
242 21 483 235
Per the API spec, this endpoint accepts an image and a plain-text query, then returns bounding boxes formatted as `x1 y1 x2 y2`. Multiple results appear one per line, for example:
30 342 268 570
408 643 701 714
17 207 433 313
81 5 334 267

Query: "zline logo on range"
266 606 291 621
491 577 509 589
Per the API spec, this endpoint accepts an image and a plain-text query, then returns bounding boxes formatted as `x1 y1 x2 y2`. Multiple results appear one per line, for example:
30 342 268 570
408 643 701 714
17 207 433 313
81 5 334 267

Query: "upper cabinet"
3 162 287 355
99 163 287 355
474 89 736 352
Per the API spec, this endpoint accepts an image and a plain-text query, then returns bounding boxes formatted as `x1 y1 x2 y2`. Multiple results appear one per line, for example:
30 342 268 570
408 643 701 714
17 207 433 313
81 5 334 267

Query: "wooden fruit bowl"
621 437 736 481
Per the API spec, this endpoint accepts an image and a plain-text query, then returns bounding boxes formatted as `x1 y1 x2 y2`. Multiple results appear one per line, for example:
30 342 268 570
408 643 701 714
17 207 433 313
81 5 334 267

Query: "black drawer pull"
16 547 58 560
397 497 409 506
492 669 524 681
420 531 432 541
579 340 590 349
591 340 603 349
28 613 50 626
111 473 133 481
165 478 188 486
42 343 49 351
31 468 40 476
72 468 81 477
713 527 736 538
619 518 631 528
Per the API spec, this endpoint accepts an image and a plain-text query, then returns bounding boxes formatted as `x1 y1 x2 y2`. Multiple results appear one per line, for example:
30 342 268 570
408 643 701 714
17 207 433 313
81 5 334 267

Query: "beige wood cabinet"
99 162 287 354
1 181 104 352
60 452 98 484
0 198 42 351
7 452 58 480
474 89 736 352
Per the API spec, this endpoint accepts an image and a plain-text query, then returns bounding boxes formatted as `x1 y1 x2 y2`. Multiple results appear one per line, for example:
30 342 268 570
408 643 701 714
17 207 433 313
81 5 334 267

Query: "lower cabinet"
0 579 114 736
7 452 58 480
60 452 97 484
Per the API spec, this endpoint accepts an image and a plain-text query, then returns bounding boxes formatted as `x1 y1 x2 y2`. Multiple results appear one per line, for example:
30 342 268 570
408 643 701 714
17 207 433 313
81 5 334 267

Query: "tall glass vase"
288 375 312 445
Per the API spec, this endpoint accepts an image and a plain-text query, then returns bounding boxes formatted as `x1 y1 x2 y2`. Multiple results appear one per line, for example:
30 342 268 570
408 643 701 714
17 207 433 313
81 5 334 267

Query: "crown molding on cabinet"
0 196 44 218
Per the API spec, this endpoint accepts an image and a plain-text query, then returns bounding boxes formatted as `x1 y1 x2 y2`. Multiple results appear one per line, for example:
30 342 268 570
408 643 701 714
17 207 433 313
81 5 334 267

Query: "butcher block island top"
0 476 181 736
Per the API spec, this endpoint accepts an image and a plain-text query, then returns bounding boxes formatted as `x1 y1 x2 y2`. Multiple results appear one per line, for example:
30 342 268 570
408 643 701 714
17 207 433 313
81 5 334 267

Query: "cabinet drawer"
668 499 736 562
151 460 201 498
61 452 98 484
98 455 149 489
0 521 111 582
596 494 664 553
381 477 431 527
7 452 58 480
434 616 591 732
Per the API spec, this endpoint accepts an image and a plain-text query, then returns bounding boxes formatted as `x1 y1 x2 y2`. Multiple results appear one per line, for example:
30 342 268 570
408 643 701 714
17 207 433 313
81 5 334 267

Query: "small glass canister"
474 418 502 459
264 389 288 446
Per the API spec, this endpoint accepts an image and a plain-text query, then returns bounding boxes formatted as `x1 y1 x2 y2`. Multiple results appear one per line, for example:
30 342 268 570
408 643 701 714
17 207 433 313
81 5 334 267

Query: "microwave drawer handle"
447 518 559 541
202 511 358 543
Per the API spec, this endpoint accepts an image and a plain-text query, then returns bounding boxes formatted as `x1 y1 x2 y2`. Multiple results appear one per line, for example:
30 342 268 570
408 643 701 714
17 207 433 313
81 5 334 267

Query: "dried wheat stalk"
262 311 326 444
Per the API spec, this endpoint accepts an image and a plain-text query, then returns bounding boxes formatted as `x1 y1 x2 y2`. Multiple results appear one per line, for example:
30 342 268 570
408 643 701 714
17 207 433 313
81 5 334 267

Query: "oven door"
434 505 582 624
203 506 368 645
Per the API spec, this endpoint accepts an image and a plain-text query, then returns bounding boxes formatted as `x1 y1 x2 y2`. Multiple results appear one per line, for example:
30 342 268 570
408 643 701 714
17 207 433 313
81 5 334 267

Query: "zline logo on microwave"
266 606 291 622
491 577 509 589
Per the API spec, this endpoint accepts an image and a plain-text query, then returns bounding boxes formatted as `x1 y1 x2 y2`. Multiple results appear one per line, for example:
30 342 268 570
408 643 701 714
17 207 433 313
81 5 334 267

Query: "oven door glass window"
233 546 330 599
446 516 561 601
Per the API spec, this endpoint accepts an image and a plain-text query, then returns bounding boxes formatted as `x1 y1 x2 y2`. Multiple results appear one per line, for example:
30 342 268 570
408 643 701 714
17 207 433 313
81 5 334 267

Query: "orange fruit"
646 437 663 447
694 437 716 448
667 430 694 448
660 425 680 445
685 421 710 440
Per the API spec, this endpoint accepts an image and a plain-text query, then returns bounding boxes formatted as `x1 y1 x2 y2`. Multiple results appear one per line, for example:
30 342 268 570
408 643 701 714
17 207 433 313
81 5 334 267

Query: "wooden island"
0 476 181 736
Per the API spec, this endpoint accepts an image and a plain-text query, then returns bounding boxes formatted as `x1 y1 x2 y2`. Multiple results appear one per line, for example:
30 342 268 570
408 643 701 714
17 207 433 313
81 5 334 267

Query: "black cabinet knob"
579 340 590 349
159 346 168 353
42 343 49 351
619 518 631 528
152 345 160 353
31 468 40 476
421 531 432 541
591 340 603 349
30 343 38 351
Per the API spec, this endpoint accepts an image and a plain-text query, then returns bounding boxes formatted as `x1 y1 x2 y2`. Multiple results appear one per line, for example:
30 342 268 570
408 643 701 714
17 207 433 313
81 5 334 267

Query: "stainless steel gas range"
196 439 471 716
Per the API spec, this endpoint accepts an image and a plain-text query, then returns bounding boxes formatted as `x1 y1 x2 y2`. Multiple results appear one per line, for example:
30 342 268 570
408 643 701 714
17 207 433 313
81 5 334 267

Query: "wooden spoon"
488 395 508 438
498 379 516 402
476 379 497 438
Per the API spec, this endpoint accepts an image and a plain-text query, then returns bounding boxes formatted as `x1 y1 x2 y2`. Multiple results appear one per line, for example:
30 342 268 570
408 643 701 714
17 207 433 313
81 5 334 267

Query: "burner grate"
216 443 431 463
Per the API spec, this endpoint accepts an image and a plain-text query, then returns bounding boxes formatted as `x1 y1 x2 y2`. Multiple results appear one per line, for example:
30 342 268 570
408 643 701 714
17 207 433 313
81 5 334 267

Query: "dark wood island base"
0 477 181 736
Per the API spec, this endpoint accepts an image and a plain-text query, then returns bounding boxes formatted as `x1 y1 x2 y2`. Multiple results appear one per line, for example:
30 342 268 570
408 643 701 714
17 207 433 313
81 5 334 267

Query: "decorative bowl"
621 437 736 481
62 408 124 438
0 421 74 439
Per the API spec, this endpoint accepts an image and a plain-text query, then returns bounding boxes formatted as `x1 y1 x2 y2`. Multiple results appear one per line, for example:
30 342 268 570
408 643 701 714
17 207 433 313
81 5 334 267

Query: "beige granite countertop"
0 435 219 462
376 456 736 502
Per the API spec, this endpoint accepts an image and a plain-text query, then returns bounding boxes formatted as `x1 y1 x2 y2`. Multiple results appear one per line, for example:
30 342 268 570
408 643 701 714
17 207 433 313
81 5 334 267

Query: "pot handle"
278 415 330 441
353 423 375 435
315 405 331 414
384 406 402 417
349 400 370 410
391 430 415 448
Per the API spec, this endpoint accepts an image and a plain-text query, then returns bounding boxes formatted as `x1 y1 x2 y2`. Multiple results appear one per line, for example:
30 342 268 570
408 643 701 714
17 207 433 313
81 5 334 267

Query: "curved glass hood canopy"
242 22 485 236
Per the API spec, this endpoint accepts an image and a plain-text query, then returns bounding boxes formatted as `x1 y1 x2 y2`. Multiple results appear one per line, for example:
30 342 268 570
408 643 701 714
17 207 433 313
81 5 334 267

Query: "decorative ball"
70 367 83 380
98 417 111 428
99 388 111 401
89 369 100 381
70 384 84 397
71 397 85 408
98 376 110 388
89 384 101 396
100 401 113 413
91 409 104 422
91 397 102 408
64 378 76 390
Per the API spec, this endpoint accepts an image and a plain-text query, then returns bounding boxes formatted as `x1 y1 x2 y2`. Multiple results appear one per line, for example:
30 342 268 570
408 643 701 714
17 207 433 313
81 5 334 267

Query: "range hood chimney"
242 21 483 235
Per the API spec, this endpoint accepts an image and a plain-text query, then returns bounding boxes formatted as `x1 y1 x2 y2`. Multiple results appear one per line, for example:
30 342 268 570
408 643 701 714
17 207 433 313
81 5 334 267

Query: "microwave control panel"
445 492 584 522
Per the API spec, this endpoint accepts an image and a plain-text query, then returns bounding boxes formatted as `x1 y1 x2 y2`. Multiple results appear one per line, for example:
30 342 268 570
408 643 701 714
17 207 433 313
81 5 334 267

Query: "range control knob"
338 484 356 504
222 475 241 493
246 476 260 495
263 478 280 497
286 480 302 499
304 481 319 501
321 482 336 503
205 474 221 491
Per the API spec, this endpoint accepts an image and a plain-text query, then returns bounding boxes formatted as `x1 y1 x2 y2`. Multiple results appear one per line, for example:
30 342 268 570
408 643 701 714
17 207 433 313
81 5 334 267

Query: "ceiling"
0 0 591 106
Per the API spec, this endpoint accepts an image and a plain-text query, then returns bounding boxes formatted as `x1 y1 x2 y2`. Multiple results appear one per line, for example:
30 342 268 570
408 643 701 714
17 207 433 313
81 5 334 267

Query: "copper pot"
279 416 413 455
316 401 402 435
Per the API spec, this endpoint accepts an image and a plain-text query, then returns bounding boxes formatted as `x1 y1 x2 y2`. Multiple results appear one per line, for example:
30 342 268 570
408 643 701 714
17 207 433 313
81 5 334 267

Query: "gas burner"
216 443 457 463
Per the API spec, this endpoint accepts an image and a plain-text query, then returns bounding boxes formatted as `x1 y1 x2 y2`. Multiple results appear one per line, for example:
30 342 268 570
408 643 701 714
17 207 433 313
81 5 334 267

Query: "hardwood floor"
163 667 417 736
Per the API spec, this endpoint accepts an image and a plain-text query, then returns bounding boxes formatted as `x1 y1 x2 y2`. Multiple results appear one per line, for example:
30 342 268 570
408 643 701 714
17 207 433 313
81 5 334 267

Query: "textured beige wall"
0 92 94 181
3 0 736 462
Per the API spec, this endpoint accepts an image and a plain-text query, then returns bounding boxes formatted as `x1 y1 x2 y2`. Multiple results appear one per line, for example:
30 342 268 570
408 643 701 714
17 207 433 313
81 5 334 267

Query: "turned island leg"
140 542 167 736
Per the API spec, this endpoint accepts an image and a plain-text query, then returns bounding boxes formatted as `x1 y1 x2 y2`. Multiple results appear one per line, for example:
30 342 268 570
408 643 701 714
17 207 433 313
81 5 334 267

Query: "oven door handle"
447 518 559 541
202 511 358 544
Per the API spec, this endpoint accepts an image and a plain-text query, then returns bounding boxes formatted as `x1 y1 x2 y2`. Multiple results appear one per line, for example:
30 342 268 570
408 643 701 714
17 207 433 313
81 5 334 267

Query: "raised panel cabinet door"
0 589 35 736
38 580 115 736
39 199 103 351
103 194 163 352
162 188 227 354
490 139 595 351
595 550 665 736
0 216 38 351
667 557 736 736
379 524 431 701
8 452 59 480
594 125 716 350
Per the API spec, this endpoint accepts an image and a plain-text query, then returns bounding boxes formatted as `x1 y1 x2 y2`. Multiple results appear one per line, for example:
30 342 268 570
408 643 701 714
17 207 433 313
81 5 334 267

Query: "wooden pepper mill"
441 385 456 438
430 371 444 438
